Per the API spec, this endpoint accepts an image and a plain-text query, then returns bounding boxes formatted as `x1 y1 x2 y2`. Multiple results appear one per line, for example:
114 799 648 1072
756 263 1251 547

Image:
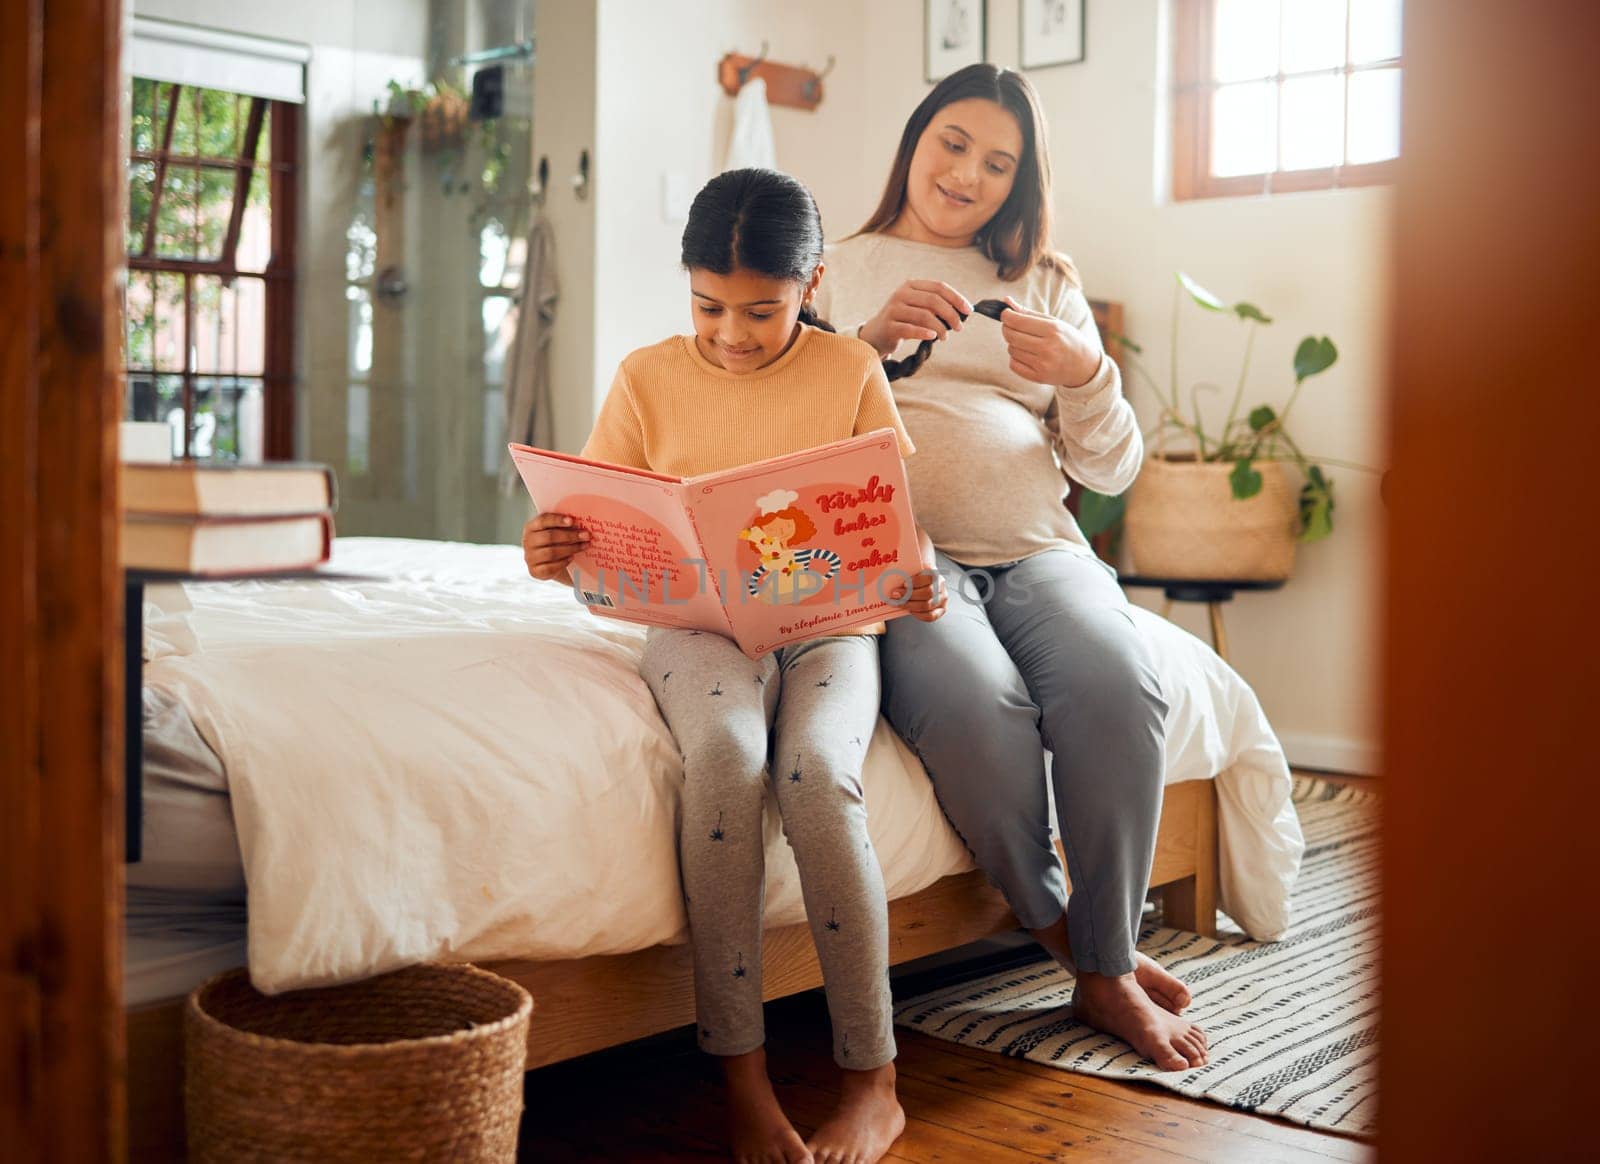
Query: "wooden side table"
1117 575 1286 662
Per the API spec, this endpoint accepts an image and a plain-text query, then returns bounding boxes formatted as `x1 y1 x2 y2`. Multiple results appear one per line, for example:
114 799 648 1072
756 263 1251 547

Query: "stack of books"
120 462 338 575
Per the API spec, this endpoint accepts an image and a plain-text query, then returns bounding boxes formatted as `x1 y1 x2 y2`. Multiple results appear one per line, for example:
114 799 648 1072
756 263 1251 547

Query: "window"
123 78 299 460
1172 0 1402 200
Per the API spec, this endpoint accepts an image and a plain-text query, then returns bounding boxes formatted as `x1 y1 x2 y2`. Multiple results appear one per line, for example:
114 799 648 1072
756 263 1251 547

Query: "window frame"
122 81 298 460
1171 0 1401 202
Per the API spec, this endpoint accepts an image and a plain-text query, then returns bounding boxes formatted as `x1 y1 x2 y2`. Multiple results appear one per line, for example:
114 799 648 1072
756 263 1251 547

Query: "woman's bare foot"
721 1048 814 1164
1028 917 1195 1014
1133 951 1192 1014
1072 970 1208 1072
806 1060 906 1164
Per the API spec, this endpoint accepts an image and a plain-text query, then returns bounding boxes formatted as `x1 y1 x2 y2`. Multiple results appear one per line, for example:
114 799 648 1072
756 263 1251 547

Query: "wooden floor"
520 961 1371 1163
522 770 1377 1162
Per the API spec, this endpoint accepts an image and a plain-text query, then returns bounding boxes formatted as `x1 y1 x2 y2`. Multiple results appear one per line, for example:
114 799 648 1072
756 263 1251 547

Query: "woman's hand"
859 279 974 358
999 296 1103 389
522 512 590 581
888 526 948 622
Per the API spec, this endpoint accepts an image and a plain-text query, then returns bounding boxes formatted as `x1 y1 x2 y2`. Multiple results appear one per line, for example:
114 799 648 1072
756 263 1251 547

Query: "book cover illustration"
509 430 921 656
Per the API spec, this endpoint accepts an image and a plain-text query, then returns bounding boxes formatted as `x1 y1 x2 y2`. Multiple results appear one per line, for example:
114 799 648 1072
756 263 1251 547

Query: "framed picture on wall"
925 0 987 83
1020 0 1086 70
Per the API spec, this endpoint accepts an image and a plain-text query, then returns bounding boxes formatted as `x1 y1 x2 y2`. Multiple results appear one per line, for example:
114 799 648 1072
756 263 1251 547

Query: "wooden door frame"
1 0 127 1159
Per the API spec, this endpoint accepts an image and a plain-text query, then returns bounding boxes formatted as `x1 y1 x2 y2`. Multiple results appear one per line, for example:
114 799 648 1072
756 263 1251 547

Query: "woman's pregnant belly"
897 394 1081 566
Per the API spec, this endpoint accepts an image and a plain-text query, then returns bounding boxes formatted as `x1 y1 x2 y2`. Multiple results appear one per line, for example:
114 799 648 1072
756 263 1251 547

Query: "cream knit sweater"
814 232 1142 568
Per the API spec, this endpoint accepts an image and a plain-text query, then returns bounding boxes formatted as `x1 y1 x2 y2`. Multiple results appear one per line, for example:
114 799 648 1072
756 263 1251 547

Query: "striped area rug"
894 777 1379 1136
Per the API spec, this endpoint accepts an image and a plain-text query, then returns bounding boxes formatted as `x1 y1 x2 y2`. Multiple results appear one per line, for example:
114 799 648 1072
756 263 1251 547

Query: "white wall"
551 0 1387 772
777 0 1386 773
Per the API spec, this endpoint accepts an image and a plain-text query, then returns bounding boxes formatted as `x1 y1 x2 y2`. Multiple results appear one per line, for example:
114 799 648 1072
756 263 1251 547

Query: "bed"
126 536 1304 1158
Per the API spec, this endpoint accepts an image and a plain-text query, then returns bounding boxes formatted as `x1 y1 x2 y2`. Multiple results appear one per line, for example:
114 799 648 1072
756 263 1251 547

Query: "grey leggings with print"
641 627 894 1069
881 549 1169 977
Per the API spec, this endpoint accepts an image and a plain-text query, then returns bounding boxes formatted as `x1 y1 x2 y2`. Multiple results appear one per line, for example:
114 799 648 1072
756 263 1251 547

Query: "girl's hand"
859 279 974 358
999 296 1102 388
888 525 948 621
522 512 590 581
894 566 948 622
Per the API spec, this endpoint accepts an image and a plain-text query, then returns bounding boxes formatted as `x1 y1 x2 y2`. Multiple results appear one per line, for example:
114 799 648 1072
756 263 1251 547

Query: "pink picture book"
509 430 922 656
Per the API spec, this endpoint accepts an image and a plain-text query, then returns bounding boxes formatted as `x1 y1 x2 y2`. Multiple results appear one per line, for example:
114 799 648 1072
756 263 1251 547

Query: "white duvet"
144 538 1303 994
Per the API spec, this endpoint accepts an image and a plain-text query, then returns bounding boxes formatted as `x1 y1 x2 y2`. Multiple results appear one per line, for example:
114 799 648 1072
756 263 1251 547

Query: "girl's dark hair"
854 63 1078 286
679 168 924 381
681 167 835 330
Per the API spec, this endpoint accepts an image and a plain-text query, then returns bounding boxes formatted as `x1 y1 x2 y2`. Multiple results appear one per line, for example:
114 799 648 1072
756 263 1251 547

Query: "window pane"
1212 0 1279 82
348 384 370 475
191 378 241 462
233 278 266 375
197 88 238 159
479 216 510 287
1349 0 1402 63
153 273 187 372
127 160 155 254
1281 0 1346 75
125 270 155 370
483 295 513 385
196 167 235 261
168 84 197 155
1212 81 1277 177
235 164 273 274
131 78 157 153
1280 73 1344 171
153 166 199 259
1347 67 1402 163
143 375 186 453
348 289 373 376
346 198 376 284
192 276 228 375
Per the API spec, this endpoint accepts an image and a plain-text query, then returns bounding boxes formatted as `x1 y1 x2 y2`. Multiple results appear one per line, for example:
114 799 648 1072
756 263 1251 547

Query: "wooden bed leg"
1161 782 1219 937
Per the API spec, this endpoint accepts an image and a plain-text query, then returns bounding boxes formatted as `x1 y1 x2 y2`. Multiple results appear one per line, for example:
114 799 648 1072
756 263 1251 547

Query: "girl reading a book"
810 63 1210 1075
523 168 945 1164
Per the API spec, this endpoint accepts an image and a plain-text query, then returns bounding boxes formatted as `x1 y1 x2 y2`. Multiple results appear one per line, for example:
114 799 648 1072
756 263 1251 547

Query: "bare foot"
721 1048 814 1164
1133 951 1193 1014
806 1061 906 1164
1072 970 1208 1072
1028 916 1194 1015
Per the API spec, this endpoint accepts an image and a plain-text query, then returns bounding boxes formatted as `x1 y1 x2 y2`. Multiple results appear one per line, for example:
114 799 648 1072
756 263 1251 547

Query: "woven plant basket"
185 964 532 1163
1125 454 1299 580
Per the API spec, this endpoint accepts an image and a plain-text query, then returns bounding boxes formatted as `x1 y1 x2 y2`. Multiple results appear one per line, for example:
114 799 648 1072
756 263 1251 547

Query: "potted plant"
1079 272 1375 581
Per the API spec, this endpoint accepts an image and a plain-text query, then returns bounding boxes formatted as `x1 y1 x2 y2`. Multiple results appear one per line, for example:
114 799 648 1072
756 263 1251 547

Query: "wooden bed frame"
127 778 1217 1160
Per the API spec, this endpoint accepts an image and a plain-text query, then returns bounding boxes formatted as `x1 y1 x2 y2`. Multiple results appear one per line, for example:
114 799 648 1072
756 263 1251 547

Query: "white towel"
725 76 776 171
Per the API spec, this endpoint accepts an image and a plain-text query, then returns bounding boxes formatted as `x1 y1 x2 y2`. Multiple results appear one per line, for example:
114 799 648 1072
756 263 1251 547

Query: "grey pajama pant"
881 549 1170 977
641 627 894 1069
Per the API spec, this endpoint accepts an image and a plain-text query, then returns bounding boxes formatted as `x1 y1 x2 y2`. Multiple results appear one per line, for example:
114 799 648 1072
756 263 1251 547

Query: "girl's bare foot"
721 1048 814 1164
1029 917 1195 1014
806 1060 906 1164
1072 970 1209 1072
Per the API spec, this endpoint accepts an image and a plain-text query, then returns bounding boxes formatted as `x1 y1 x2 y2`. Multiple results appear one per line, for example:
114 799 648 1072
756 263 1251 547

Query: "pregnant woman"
812 64 1208 1071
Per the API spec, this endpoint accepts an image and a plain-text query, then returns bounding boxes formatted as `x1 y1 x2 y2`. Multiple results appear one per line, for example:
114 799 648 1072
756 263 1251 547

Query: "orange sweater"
581 326 915 476
582 325 917 638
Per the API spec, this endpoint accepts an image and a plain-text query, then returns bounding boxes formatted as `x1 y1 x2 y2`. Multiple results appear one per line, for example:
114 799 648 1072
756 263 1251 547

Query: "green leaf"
1234 302 1274 324
1230 458 1263 499
1248 405 1277 432
1109 330 1143 355
1177 271 1227 312
1298 469 1335 542
1076 489 1127 538
1293 336 1338 383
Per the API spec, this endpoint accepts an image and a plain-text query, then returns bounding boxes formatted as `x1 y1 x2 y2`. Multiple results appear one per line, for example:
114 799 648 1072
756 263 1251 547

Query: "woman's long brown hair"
854 63 1078 286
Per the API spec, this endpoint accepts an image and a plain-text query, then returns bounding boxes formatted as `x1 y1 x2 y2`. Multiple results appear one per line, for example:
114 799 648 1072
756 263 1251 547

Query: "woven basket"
185 964 532 1163
1125 454 1299 580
